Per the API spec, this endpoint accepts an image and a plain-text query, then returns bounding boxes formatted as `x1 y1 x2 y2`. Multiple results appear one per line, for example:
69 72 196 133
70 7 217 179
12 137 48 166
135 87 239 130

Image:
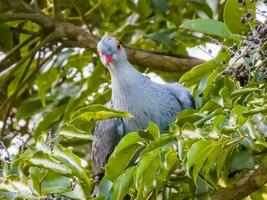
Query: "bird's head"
97 36 127 67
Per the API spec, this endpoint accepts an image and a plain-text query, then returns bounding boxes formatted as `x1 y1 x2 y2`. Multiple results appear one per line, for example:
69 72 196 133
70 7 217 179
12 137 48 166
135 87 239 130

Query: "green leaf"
41 172 71 195
137 0 152 18
186 140 212 173
69 104 133 126
0 176 38 199
98 177 113 197
224 0 256 35
36 137 52 154
192 143 213 183
110 167 136 200
147 122 160 140
34 105 66 140
180 60 220 86
135 149 160 189
230 150 255 171
7 62 28 97
194 76 208 109
53 144 92 188
0 21 13 51
29 167 42 194
157 148 178 184
35 67 58 107
17 97 45 119
203 143 222 178
136 149 168 199
59 125 94 141
62 181 87 200
28 151 72 175
140 135 176 157
138 122 161 140
105 132 145 181
216 145 232 177
180 19 233 39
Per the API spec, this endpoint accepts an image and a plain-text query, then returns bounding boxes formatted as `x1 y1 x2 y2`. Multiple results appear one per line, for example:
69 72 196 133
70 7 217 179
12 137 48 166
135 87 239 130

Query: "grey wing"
92 117 124 177
165 83 195 109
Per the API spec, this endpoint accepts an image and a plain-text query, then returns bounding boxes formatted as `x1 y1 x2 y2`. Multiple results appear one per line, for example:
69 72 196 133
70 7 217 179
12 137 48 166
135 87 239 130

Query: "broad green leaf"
180 19 233 39
29 167 42 194
186 140 212 173
135 149 160 188
230 150 255 171
216 145 232 177
34 105 66 140
231 87 261 97
138 121 160 140
69 104 133 125
59 125 94 141
62 181 87 200
137 0 152 18
203 143 222 178
157 148 178 184
224 0 256 35
146 122 160 140
194 76 208 109
136 152 161 199
17 97 46 119
35 67 58 107
192 143 213 183
41 172 71 195
180 60 220 85
7 62 28 97
110 167 136 200
28 151 72 175
0 176 38 199
98 177 113 197
0 21 13 51
175 109 203 126
105 132 145 181
53 144 92 188
35 137 52 154
140 135 176 157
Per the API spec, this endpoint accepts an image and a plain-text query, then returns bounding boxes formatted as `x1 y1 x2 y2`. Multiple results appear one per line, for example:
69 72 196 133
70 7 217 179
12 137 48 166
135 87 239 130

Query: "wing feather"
92 115 124 177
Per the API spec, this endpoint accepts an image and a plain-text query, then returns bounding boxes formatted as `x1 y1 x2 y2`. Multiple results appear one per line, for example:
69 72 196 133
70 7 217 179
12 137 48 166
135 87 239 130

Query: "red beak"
103 54 113 65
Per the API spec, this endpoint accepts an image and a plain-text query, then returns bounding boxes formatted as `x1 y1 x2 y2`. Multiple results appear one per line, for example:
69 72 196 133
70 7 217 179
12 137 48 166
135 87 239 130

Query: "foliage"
0 0 267 200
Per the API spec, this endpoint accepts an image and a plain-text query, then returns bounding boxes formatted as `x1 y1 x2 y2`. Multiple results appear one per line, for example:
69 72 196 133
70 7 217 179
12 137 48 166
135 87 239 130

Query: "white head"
97 36 127 67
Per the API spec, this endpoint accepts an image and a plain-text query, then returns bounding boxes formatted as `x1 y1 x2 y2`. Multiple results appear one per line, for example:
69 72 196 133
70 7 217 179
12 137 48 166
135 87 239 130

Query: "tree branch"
57 22 203 72
6 0 203 72
211 166 267 200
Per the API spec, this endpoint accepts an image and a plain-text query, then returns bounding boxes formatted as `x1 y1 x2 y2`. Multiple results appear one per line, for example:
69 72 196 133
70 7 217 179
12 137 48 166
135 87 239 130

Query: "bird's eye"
117 44 121 50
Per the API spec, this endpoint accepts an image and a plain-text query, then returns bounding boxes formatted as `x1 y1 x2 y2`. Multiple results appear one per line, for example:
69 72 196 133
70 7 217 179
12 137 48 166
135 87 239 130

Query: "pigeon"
92 36 194 184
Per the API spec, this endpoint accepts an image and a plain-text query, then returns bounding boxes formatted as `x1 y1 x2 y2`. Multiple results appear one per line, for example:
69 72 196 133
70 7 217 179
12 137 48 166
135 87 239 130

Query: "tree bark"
211 166 267 200
5 0 203 73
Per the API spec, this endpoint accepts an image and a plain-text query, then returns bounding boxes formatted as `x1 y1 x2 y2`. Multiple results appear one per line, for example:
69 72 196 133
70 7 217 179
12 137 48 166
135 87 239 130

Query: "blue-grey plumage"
92 36 194 180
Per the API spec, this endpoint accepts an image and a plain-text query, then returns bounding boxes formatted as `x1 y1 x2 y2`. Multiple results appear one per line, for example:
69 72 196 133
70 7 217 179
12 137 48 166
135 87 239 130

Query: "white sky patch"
187 42 221 61
147 72 166 84
257 2 267 23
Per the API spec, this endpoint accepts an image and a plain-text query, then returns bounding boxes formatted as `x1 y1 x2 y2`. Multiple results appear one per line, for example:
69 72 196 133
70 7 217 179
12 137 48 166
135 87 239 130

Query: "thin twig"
70 0 91 33
0 35 39 72
52 0 63 20
84 0 102 17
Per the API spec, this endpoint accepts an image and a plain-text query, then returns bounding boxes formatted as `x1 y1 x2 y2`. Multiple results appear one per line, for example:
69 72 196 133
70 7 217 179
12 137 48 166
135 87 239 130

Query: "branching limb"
210 166 267 200
6 0 203 73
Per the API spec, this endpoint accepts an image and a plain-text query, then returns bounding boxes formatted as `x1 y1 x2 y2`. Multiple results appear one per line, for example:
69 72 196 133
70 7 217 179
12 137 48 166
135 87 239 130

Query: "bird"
92 36 194 189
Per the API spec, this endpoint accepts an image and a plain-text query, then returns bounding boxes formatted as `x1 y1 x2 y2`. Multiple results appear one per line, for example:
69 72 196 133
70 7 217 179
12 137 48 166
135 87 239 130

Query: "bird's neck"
109 60 141 84
108 60 152 108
